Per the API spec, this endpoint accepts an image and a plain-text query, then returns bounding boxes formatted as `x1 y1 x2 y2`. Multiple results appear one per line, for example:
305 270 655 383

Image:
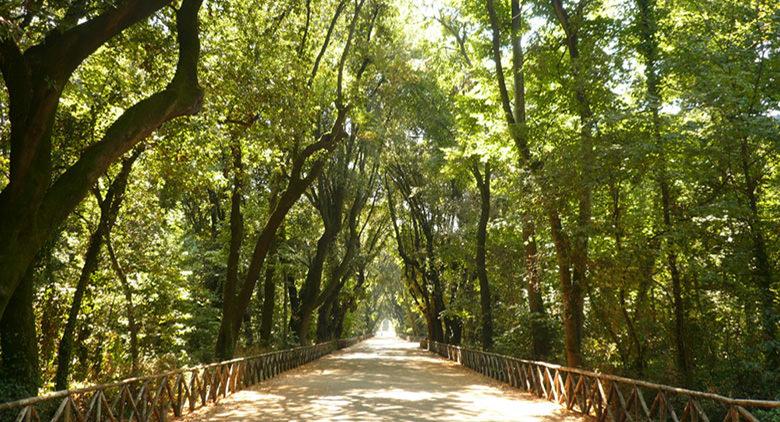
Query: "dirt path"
184 337 584 421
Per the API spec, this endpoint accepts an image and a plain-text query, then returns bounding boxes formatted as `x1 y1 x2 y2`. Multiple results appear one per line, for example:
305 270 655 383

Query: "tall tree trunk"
635 0 692 382
485 0 557 361
54 148 141 390
54 227 104 391
215 139 245 360
0 265 39 402
739 137 778 368
106 236 140 377
259 233 280 346
551 0 594 367
472 161 493 350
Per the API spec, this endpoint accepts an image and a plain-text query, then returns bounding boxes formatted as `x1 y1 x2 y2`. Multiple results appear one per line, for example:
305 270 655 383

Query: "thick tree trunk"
0 266 39 402
295 226 340 344
316 299 336 342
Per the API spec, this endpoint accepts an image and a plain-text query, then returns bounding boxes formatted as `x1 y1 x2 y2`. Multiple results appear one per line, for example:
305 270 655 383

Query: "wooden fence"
420 339 780 421
0 336 368 422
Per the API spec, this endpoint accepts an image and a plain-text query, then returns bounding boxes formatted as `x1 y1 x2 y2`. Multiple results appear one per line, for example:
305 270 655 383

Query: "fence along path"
0 337 367 422
182 336 582 421
421 339 780 421
3 336 778 421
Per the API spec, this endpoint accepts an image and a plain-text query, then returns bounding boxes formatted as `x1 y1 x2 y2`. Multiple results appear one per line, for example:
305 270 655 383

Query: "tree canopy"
0 0 778 412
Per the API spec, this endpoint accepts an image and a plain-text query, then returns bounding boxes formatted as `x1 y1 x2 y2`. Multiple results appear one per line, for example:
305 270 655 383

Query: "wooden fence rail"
419 339 780 421
0 336 369 422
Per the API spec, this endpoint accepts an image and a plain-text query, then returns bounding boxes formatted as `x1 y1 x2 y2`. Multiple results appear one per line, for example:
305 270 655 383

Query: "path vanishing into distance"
183 337 583 421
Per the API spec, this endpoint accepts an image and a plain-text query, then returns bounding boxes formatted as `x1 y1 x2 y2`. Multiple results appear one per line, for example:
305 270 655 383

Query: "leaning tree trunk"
55 148 140 390
294 226 340 344
215 139 245 360
54 227 104 391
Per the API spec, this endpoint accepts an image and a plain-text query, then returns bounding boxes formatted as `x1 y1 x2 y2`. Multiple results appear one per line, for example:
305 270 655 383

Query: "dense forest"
0 0 778 411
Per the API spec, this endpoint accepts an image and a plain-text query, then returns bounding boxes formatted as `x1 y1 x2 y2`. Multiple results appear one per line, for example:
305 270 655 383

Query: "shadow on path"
183 337 585 421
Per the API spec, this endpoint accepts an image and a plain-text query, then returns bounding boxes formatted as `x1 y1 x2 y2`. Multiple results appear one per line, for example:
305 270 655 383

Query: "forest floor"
181 337 584 421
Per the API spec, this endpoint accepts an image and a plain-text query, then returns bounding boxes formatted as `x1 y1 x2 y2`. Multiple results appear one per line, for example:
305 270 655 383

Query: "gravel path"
183 337 584 421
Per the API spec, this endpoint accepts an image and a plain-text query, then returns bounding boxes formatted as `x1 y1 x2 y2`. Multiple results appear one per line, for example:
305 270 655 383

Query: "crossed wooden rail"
0 336 369 422
415 338 780 421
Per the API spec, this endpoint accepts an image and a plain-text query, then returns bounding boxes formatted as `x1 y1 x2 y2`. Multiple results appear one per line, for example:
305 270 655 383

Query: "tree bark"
215 138 245 360
259 228 282 346
472 161 493 350
54 222 104 391
0 265 39 402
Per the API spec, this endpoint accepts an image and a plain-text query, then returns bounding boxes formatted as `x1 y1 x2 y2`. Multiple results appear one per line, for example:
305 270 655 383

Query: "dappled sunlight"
181 338 585 421
360 388 439 401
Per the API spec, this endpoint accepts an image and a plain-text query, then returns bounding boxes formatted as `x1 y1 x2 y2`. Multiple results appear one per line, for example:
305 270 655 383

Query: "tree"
0 0 203 399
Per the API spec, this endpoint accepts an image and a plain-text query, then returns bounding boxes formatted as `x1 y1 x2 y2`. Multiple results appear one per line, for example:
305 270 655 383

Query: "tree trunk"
287 275 301 341
106 236 140 377
215 139 245 360
295 227 340 344
54 227 104 391
522 218 552 359
551 0 594 368
739 137 778 369
0 266 40 402
54 148 141 389
485 0 559 361
316 299 336 342
635 0 693 382
259 234 279 345
472 161 493 350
